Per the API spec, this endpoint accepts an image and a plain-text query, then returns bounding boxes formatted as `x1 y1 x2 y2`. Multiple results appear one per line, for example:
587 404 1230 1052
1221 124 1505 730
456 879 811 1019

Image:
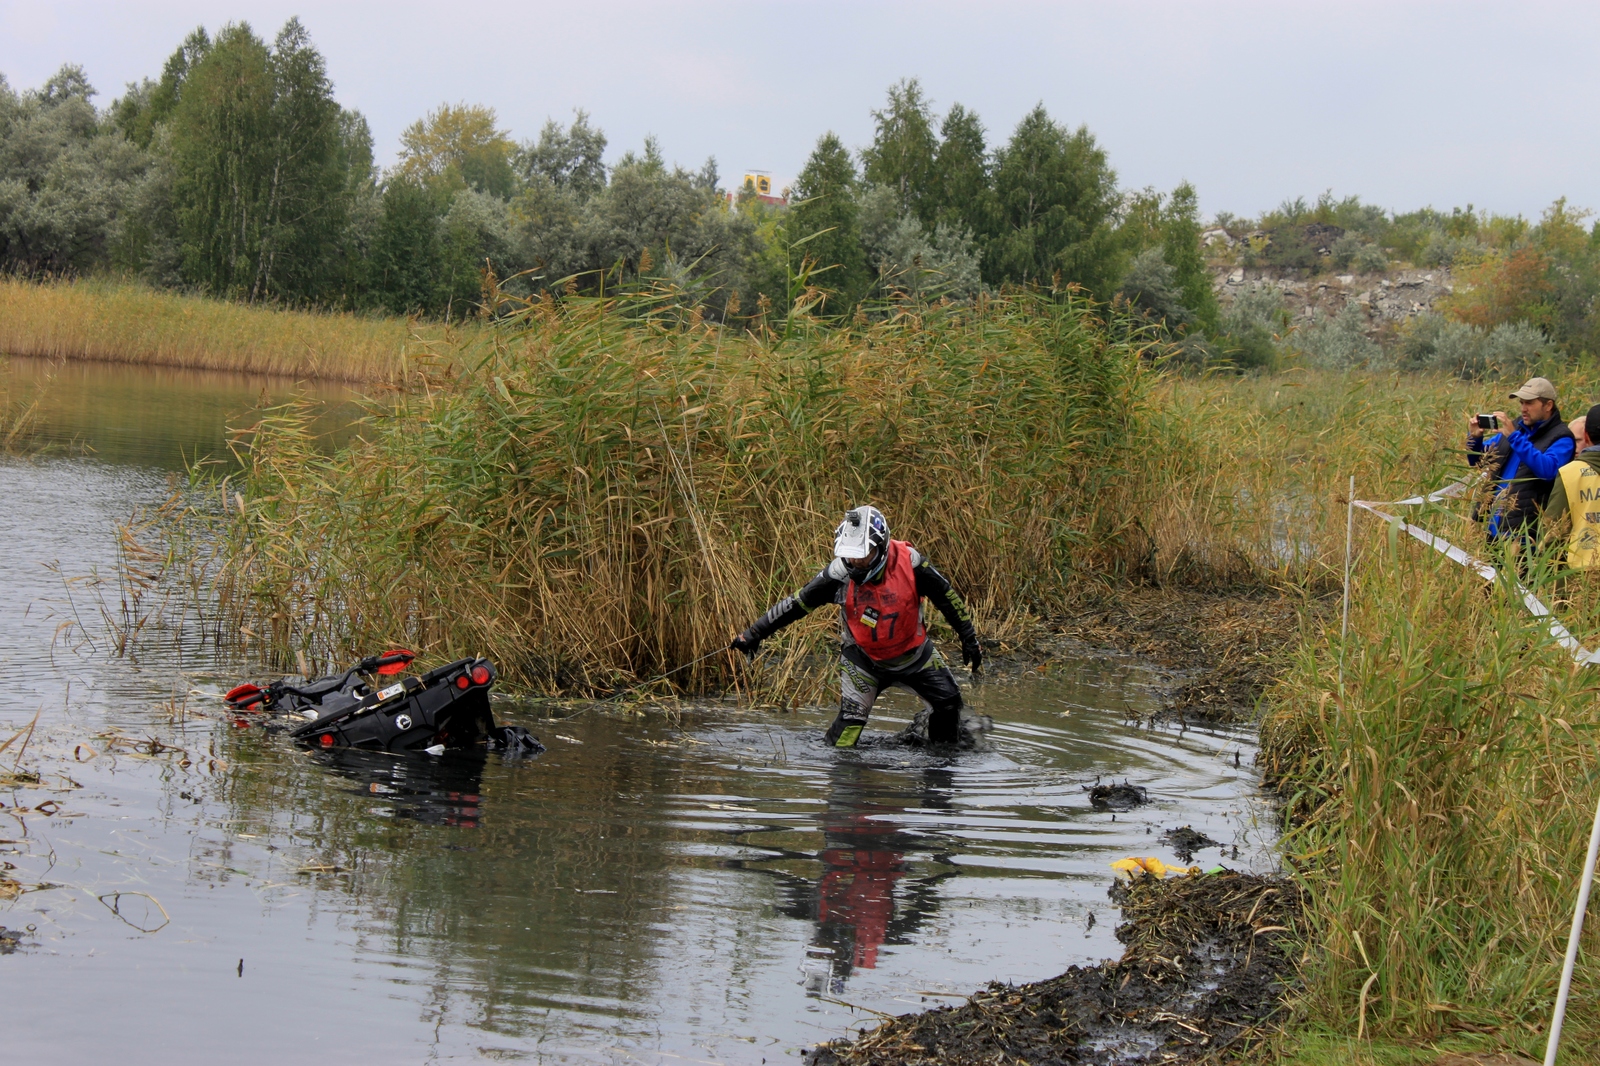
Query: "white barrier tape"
1360 475 1479 508
1355 500 1600 667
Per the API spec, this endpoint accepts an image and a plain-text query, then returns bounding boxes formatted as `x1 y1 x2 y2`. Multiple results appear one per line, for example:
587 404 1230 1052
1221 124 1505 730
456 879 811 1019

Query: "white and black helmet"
834 505 890 582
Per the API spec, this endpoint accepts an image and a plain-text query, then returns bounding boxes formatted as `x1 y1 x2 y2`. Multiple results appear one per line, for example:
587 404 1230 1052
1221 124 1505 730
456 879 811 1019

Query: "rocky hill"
1215 266 1454 335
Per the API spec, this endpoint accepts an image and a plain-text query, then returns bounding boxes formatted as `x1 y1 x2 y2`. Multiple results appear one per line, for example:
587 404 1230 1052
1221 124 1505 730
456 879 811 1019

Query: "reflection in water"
315 747 488 828
794 764 954 990
1 355 361 469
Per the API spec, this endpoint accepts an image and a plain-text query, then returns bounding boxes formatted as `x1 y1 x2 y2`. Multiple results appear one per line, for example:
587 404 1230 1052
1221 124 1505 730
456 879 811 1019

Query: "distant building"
729 170 789 206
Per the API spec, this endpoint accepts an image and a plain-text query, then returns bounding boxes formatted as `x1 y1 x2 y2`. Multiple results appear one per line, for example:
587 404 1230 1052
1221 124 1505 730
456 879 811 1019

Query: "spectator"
1467 377 1574 545
1543 403 1600 569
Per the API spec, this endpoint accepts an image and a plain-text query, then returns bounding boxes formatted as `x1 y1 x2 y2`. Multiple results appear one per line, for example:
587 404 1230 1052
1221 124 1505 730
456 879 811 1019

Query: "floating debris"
1161 825 1220 863
1111 856 1198 879
1087 781 1148 810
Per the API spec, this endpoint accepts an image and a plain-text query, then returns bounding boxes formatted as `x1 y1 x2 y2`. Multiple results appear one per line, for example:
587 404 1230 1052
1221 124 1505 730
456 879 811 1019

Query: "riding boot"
824 699 871 748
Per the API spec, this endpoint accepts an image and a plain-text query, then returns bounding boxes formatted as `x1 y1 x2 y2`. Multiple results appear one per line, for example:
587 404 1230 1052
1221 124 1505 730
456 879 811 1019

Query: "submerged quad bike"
224 650 542 756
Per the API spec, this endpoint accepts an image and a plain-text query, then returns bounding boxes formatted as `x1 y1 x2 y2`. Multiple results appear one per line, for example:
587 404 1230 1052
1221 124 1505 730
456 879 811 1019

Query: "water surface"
0 360 1276 1064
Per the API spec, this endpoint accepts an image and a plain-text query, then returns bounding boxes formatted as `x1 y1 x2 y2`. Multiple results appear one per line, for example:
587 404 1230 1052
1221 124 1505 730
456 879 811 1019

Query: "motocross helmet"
834 505 890 583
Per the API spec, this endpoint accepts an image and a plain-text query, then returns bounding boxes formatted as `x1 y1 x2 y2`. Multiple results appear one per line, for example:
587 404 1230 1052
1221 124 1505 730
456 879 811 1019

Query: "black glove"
961 638 983 675
730 633 761 658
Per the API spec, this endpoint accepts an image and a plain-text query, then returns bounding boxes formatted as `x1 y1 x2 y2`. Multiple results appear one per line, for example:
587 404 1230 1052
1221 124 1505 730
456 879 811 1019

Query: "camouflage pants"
824 643 963 748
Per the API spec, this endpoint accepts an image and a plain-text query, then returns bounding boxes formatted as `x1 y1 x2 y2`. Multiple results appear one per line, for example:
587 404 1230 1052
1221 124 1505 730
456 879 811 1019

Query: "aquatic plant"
1123 366 1600 1053
203 288 1151 697
1262 534 1600 1053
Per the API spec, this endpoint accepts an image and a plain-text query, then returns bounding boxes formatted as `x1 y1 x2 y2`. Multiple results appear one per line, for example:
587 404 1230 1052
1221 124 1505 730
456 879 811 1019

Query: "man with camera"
1467 376 1575 546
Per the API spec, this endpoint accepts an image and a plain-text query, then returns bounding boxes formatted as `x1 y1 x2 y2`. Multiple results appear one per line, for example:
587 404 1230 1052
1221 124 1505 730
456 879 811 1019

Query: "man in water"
730 506 982 747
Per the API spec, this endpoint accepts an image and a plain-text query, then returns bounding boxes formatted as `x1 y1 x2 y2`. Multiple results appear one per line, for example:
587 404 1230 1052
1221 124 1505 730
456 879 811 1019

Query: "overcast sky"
3 1 1595 221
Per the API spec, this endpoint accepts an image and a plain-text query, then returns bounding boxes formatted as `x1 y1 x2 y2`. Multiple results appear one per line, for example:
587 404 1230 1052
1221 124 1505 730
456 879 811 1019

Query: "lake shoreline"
0 277 459 384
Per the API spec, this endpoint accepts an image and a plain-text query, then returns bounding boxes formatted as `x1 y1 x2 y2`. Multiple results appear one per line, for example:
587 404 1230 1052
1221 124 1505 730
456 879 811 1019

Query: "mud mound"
1087 781 1148 810
1161 825 1220 863
805 872 1300 1066
1049 587 1311 724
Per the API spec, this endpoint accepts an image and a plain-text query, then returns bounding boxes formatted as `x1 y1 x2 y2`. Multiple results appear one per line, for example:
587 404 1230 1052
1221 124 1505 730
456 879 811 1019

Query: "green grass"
1148 369 1600 1060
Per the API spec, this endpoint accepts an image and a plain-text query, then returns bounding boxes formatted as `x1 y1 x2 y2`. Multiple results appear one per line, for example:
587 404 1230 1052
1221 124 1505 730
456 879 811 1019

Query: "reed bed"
1262 537 1600 1056
1140 369 1600 1057
0 276 464 383
0 363 46 452
200 291 1150 696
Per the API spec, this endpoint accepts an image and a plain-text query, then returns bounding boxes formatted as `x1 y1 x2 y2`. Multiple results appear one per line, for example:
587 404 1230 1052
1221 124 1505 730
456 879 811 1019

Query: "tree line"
0 19 1218 336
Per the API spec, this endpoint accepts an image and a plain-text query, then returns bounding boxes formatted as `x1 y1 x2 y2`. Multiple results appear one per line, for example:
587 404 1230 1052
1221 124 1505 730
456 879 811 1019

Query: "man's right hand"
1467 412 1485 441
730 633 760 658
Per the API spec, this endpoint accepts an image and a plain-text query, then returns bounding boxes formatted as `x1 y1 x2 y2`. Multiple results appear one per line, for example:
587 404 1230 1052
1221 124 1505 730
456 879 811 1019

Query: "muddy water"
0 360 1277 1064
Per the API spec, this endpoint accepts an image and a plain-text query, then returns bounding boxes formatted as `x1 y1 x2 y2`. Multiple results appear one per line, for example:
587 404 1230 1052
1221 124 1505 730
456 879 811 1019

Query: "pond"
0 358 1277 1064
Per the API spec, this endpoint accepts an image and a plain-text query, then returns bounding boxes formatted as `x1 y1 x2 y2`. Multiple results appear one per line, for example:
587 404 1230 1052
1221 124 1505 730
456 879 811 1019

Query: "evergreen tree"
1161 182 1218 332
987 104 1119 295
370 177 444 314
788 132 868 310
860 78 937 221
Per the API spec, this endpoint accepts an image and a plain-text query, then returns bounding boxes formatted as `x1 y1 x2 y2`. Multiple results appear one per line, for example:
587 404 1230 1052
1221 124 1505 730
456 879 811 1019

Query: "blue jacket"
1468 414 1575 538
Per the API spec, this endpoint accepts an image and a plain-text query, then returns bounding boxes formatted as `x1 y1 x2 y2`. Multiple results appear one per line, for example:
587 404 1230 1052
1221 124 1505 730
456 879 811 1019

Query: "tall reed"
1261 535 1600 1055
0 276 467 383
201 291 1151 695
1109 366 1600 1056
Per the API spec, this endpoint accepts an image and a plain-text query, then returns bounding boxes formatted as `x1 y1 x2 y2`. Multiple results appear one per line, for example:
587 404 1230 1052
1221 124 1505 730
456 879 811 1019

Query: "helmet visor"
834 518 873 562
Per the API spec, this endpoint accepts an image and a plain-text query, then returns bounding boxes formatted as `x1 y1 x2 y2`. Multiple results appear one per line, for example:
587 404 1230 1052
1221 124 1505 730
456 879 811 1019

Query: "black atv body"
226 652 541 757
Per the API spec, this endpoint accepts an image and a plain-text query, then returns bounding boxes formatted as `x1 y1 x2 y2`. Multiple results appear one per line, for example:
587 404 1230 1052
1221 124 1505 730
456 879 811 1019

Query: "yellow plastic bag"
1110 856 1199 879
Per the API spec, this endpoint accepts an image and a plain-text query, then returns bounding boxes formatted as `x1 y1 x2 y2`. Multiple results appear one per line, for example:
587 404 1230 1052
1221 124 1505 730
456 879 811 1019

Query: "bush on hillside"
1395 314 1551 378
1294 303 1380 369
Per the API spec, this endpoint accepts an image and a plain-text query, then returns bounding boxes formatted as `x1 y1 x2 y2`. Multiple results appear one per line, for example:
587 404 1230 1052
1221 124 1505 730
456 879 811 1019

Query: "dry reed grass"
195 290 1151 698
0 276 469 383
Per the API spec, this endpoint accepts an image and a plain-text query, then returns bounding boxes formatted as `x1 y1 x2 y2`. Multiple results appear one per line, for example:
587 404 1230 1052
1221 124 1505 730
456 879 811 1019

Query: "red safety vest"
844 540 927 661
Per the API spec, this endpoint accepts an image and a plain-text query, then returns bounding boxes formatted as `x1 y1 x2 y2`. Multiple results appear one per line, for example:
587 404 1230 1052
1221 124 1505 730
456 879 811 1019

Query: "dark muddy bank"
1034 585 1313 724
805 872 1301 1066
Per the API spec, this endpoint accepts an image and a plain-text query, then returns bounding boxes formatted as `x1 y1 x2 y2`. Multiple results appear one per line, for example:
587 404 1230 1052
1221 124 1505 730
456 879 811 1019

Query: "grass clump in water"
204 290 1151 696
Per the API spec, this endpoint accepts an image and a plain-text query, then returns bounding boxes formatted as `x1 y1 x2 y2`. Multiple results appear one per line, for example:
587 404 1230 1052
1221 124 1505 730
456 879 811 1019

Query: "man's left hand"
961 639 983 675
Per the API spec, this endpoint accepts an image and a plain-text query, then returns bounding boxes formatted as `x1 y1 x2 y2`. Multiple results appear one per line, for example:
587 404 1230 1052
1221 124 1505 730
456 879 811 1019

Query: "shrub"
1420 231 1488 268
1118 247 1195 331
1352 242 1389 273
1294 302 1379 369
1395 313 1552 378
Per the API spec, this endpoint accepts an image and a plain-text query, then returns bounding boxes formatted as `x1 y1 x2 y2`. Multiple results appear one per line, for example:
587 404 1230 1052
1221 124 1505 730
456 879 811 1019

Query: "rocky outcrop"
1216 266 1454 332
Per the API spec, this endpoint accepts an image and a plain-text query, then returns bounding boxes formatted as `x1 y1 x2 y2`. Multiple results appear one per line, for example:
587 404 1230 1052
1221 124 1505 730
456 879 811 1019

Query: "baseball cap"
1510 377 1558 401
